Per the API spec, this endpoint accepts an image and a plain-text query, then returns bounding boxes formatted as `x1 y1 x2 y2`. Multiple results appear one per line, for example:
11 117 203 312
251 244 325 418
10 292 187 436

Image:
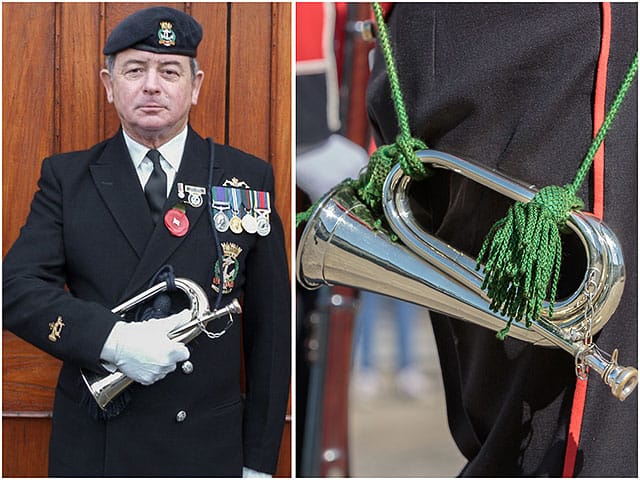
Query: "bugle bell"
81 277 241 410
296 150 637 401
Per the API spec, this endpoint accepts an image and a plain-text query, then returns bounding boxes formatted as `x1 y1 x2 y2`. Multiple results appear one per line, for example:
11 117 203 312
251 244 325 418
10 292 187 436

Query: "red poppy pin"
164 204 189 237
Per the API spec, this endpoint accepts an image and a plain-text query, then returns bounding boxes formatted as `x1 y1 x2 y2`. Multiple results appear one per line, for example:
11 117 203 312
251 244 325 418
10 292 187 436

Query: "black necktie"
144 149 167 224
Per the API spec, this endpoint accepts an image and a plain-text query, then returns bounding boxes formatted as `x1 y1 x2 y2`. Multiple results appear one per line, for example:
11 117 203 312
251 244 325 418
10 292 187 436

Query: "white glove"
100 309 191 385
296 134 370 202
242 467 272 478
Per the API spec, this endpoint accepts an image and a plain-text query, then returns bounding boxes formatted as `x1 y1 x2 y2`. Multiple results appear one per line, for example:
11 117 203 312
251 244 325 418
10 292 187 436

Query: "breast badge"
177 183 206 208
211 242 243 294
222 177 250 188
48 316 65 342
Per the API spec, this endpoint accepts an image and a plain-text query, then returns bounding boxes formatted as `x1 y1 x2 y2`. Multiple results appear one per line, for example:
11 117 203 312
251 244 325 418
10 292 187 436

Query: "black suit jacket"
3 127 291 477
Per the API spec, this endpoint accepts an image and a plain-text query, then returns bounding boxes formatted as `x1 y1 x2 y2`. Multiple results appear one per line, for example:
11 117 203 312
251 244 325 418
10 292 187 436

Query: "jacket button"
181 361 194 374
176 410 187 423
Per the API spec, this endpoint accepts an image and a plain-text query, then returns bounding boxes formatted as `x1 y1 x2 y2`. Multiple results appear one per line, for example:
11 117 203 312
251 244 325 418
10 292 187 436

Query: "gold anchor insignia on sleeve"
48 316 65 342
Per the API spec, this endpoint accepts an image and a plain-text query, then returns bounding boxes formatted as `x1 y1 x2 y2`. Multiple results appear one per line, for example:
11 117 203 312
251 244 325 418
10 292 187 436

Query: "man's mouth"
138 104 165 111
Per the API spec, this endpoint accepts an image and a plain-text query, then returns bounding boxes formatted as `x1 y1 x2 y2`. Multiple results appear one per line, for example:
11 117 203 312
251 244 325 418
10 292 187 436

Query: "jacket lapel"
90 131 154 258
122 129 224 299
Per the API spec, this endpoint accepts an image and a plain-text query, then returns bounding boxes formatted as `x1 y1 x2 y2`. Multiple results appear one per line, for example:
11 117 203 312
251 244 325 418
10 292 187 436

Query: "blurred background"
296 3 466 477
350 300 466 477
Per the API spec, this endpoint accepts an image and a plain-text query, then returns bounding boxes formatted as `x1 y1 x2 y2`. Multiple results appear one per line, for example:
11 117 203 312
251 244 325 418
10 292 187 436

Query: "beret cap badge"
158 21 176 47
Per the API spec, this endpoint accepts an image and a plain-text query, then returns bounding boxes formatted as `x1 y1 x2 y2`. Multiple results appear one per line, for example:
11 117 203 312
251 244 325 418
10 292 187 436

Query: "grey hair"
104 54 200 80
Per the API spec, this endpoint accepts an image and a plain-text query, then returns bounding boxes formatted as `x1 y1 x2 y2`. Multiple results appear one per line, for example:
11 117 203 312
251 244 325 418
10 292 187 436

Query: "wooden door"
2 3 291 477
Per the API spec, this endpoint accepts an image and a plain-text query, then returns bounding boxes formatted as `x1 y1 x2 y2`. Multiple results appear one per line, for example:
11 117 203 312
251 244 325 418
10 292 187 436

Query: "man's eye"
124 68 143 76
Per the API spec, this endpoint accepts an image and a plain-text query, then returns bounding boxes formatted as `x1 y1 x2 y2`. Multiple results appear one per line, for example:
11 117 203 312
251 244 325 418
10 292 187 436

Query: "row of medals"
214 207 270 236
179 184 271 236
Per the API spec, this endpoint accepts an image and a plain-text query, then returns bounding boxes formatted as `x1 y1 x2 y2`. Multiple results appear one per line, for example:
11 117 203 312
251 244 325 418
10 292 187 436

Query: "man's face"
100 49 204 146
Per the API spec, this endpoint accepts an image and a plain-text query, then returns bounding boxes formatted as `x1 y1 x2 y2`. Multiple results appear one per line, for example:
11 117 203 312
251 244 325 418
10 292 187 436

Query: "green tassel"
356 136 429 217
477 53 637 340
477 185 583 339
295 138 429 231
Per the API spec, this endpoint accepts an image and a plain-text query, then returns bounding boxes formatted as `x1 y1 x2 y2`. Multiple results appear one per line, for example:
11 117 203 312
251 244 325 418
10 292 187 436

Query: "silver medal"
242 213 258 234
188 193 203 208
256 215 271 236
185 185 206 208
214 211 230 232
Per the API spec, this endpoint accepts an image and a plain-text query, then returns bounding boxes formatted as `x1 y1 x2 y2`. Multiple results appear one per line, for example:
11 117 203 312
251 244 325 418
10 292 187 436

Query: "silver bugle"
81 278 241 410
296 150 636 400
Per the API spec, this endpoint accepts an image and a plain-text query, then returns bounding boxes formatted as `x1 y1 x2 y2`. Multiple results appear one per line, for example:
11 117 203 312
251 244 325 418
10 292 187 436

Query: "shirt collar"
123 126 188 172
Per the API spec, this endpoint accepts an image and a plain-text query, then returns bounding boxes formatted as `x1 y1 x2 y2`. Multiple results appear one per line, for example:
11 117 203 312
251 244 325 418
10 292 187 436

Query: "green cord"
478 52 638 338
354 2 430 218
569 52 638 195
370 2 429 176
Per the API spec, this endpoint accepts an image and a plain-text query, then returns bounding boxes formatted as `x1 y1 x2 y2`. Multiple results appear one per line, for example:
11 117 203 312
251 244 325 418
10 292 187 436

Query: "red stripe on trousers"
562 2 610 477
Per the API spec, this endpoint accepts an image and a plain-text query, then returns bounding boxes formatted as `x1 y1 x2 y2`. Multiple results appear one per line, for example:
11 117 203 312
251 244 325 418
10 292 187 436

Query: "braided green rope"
569 52 638 195
477 52 638 339
353 2 430 218
296 2 430 228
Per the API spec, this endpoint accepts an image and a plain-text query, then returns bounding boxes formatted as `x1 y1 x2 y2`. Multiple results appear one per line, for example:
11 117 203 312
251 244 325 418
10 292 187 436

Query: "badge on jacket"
211 242 242 294
164 203 190 237
177 183 206 208
48 316 65 342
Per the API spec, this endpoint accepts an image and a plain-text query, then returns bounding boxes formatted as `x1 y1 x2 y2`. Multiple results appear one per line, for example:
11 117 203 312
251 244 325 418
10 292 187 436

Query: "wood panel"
2 331 61 412
58 2 103 152
2 3 56 256
228 2 271 159
270 2 293 260
189 2 229 144
3 418 53 478
2 2 291 477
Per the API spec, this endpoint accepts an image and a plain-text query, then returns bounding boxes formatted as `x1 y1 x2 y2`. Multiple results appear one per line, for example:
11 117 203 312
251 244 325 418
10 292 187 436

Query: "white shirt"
123 127 188 198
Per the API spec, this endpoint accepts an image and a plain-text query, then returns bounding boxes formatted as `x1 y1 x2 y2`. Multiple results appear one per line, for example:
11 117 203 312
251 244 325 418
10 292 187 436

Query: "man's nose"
143 70 162 94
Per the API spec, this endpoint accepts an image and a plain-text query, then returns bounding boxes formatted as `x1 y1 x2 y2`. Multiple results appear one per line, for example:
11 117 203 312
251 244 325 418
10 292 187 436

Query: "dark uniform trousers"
3 127 291 477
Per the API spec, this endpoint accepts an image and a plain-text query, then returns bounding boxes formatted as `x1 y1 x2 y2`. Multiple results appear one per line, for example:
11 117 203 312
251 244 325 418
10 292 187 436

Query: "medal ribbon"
243 189 253 214
251 190 258 215
256 190 270 214
229 188 240 215
212 186 227 206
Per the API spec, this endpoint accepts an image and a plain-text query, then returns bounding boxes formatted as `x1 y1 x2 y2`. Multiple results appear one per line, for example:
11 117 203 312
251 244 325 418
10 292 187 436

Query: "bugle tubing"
296 150 636 400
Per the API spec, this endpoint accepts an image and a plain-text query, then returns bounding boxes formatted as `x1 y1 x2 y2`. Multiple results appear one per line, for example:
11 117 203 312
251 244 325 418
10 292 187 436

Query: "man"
3 7 290 477
365 3 636 477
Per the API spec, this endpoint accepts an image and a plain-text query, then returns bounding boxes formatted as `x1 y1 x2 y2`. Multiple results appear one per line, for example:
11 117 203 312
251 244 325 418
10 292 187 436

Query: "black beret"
104 7 202 57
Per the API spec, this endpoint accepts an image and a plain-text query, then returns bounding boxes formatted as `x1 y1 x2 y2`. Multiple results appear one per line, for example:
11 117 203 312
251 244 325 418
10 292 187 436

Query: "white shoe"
352 370 381 399
395 367 431 399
